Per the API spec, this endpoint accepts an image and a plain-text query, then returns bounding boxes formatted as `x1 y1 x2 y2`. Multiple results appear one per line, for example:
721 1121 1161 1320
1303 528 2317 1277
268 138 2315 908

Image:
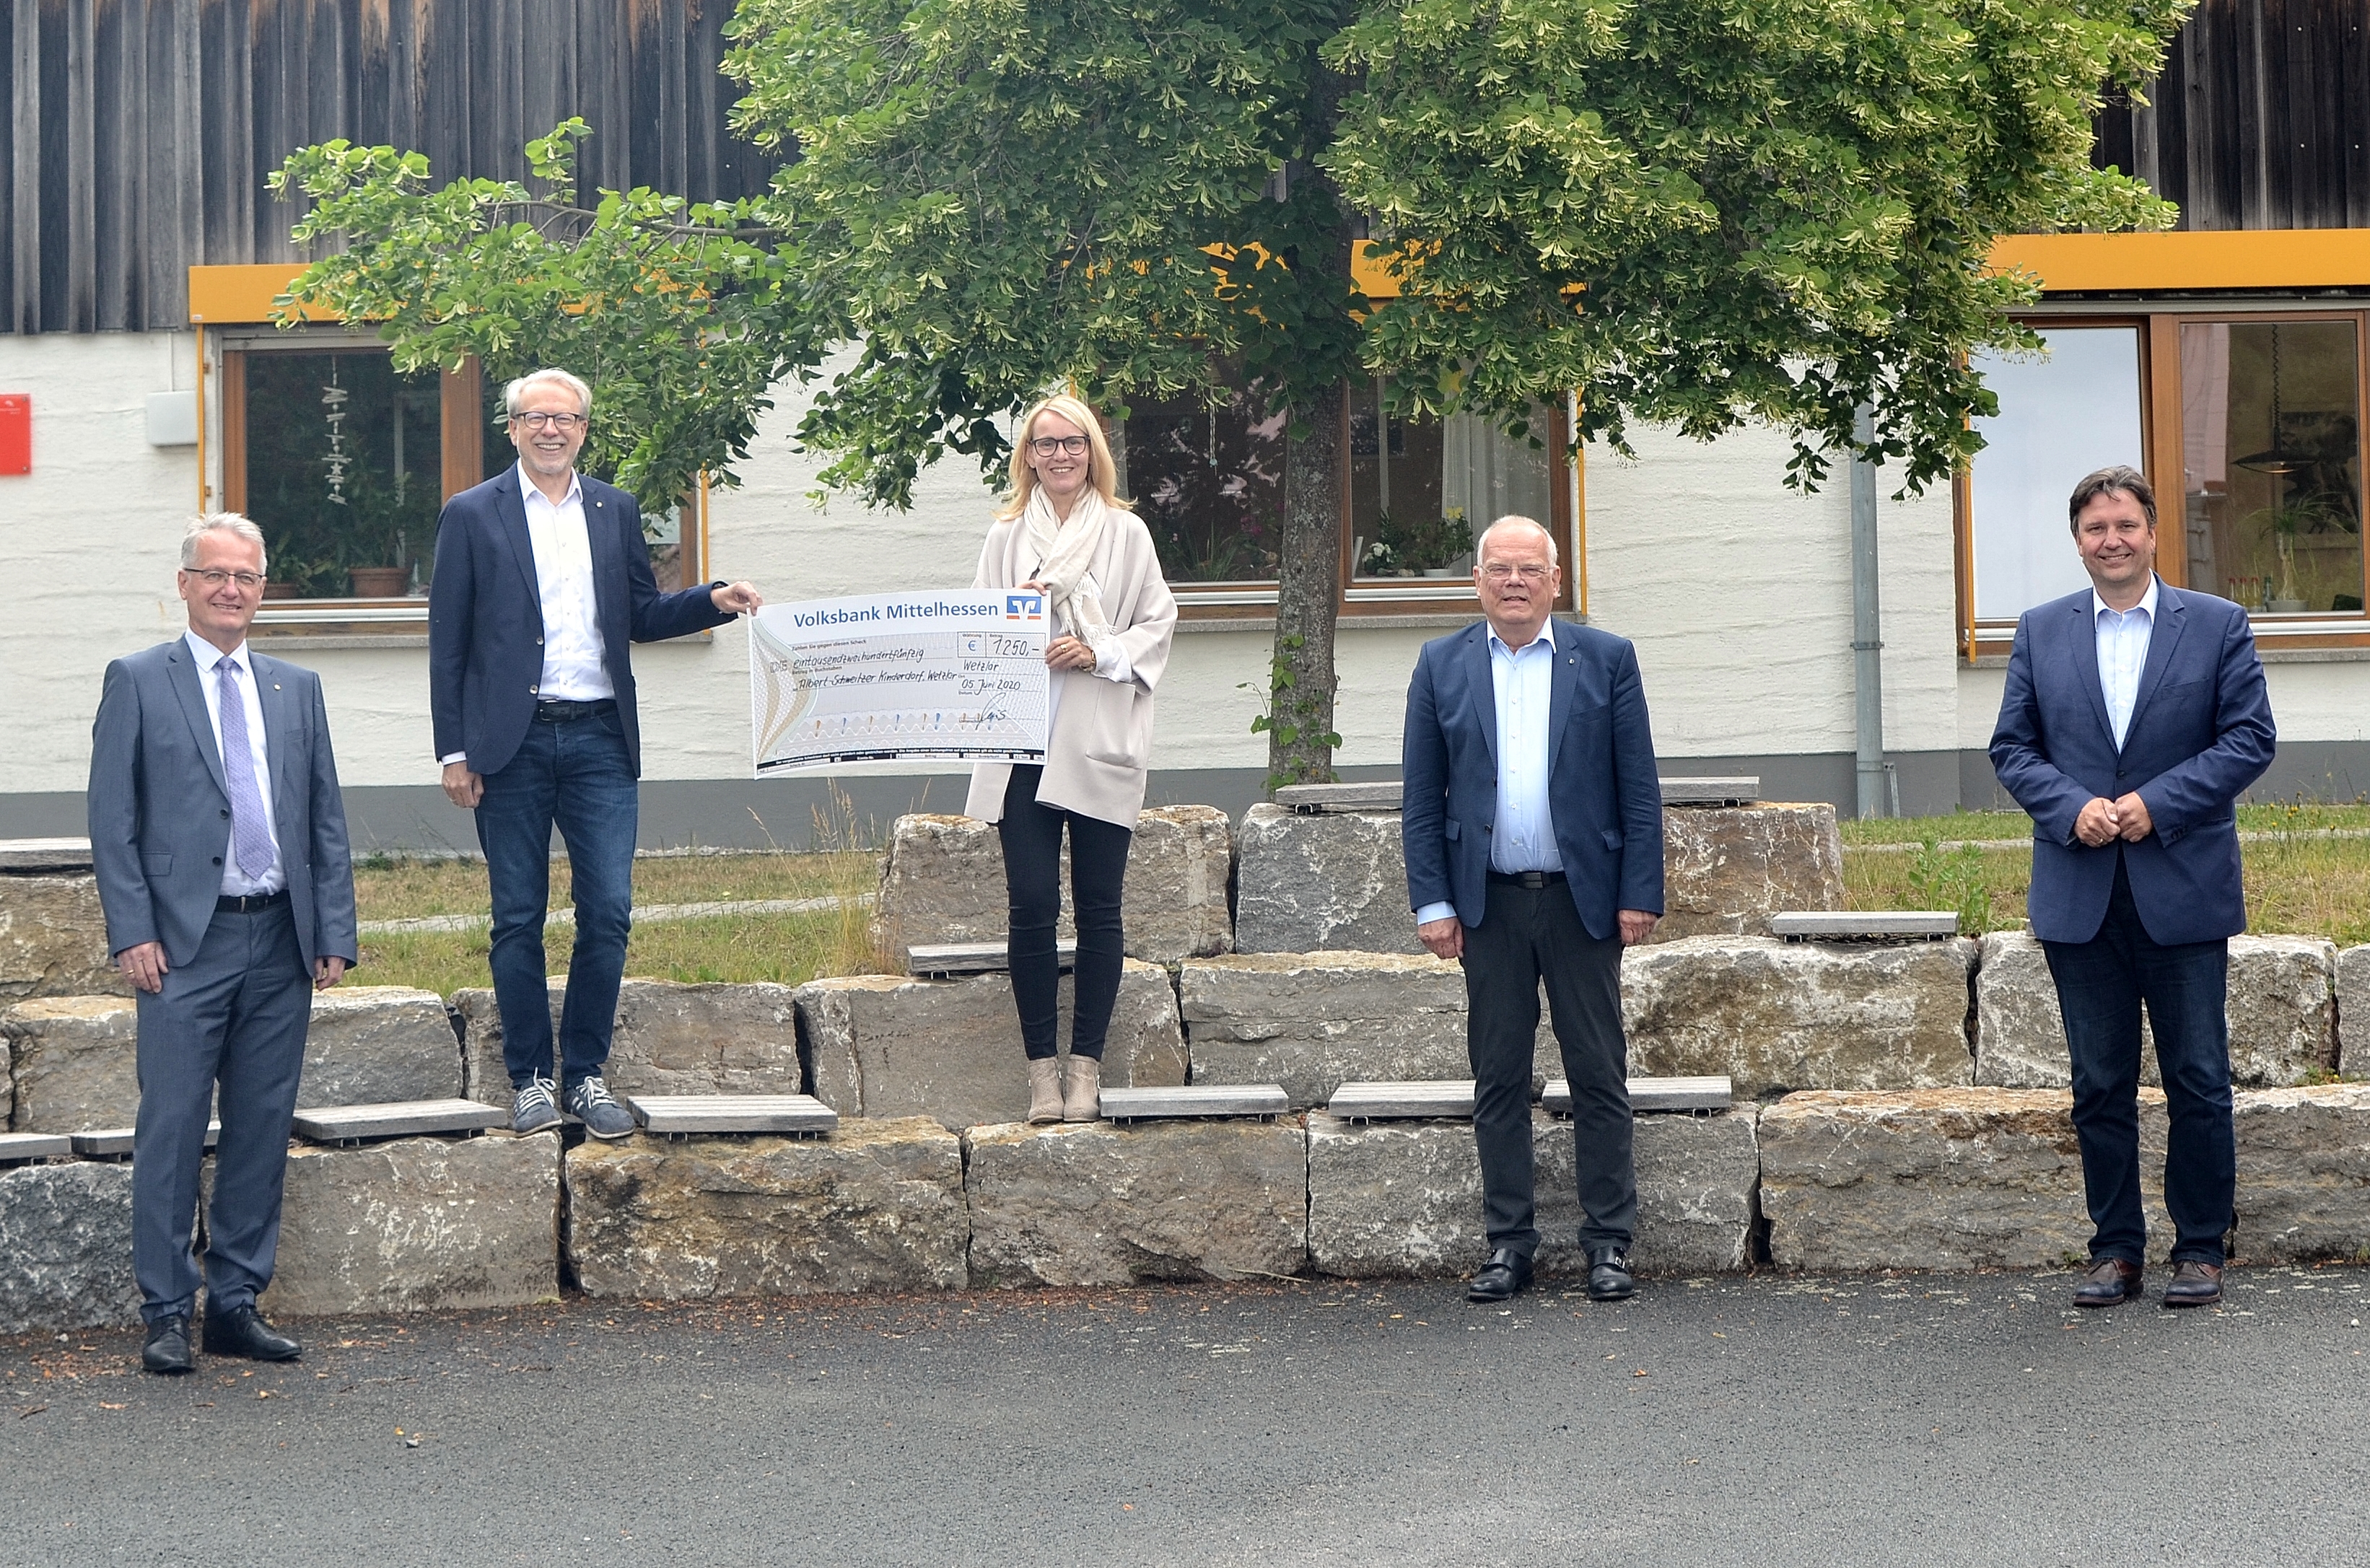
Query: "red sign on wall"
0 395 27 476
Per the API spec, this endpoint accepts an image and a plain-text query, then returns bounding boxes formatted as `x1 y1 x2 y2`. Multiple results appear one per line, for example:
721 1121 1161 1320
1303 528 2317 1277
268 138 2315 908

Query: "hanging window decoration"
320 368 351 507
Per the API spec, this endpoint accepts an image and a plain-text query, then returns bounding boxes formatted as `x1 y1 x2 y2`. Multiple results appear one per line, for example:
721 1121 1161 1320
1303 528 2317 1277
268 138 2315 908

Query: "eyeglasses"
512 411 586 431
1481 563 1552 584
188 569 265 590
1028 435 1090 457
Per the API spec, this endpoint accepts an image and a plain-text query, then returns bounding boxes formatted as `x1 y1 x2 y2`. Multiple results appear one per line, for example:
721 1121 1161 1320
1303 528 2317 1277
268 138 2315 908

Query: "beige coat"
964 506 1178 827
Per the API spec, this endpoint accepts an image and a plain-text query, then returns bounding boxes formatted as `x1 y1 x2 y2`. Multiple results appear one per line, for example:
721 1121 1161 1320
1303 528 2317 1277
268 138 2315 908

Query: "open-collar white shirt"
521 463 613 703
2092 574 2159 750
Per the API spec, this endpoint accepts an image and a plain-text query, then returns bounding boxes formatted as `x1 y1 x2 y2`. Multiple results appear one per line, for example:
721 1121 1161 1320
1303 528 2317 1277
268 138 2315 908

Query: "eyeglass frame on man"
185 569 266 591
511 411 587 432
1028 434 1090 457
1480 562 1552 584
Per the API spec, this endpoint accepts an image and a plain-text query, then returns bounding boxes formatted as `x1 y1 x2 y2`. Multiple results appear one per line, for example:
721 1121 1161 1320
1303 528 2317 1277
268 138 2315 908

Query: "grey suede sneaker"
512 1074 561 1135
566 1075 637 1140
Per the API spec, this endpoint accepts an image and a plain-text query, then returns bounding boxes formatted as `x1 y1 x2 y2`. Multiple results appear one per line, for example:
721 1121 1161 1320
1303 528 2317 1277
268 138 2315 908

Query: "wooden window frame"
1957 305 2370 660
201 326 709 636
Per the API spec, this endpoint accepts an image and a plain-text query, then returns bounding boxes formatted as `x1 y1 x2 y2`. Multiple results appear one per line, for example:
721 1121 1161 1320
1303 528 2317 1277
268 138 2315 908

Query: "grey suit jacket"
87 639 359 972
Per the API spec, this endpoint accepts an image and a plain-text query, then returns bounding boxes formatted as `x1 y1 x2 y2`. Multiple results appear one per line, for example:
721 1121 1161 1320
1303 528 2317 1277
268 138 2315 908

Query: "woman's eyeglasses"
1028 435 1090 457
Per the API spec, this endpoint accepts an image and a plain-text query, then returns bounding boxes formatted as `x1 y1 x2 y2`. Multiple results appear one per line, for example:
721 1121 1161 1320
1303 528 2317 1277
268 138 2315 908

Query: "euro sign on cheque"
748 591 1049 774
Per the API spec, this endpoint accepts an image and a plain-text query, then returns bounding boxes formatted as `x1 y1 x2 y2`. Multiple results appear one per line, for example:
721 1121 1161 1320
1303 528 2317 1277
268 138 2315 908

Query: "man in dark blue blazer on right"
1990 465 2275 1310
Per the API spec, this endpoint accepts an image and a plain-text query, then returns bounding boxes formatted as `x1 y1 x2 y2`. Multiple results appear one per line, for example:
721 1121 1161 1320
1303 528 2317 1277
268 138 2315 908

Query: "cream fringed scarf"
1022 485 1112 651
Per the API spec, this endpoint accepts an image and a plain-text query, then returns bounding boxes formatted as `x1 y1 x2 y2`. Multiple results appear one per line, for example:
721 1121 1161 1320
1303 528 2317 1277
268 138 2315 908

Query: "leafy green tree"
277 0 2189 786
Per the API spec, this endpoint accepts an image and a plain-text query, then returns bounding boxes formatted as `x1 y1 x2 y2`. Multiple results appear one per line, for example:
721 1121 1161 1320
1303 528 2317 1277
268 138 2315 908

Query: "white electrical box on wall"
146 390 198 447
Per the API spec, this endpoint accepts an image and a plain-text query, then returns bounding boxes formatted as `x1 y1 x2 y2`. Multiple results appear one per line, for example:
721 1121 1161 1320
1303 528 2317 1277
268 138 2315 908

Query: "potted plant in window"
338 463 434 597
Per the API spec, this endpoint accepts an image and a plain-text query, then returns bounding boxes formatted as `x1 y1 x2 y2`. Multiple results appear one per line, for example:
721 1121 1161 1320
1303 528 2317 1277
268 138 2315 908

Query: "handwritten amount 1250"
958 634 1038 658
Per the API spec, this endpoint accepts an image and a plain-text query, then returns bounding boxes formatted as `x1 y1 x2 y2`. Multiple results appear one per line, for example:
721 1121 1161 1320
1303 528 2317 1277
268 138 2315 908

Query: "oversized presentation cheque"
748 591 1050 774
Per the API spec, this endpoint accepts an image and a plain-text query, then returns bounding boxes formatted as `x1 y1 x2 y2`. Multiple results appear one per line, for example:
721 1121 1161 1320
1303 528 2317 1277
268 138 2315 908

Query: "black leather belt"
534 698 616 723
1487 869 1567 889
217 889 289 914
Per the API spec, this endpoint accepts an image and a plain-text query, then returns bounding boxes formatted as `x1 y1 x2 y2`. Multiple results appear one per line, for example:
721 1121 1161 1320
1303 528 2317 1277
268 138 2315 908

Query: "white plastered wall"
1581 421 1961 761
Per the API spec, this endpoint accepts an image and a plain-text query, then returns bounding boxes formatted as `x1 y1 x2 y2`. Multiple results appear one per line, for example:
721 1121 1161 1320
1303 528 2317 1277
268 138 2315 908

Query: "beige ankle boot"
1025 1058 1064 1125
1062 1055 1102 1121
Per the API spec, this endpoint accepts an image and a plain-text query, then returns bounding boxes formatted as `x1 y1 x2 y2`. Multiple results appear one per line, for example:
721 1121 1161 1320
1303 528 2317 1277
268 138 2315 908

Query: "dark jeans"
997 765 1132 1061
476 704 638 1092
1462 877 1635 1258
2042 854 2236 1267
132 899 311 1323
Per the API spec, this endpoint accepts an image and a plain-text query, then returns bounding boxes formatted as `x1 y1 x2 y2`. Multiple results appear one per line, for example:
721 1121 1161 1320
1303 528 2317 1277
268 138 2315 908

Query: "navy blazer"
1402 618 1665 941
87 640 358 971
429 465 729 779
1989 579 2275 947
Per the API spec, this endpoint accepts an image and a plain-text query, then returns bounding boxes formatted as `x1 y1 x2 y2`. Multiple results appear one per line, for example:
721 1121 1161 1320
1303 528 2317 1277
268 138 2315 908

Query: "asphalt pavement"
4 1265 2366 1567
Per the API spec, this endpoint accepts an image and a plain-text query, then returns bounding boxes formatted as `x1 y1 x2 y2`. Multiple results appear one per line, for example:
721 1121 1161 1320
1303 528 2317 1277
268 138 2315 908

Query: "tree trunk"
1267 377 1343 787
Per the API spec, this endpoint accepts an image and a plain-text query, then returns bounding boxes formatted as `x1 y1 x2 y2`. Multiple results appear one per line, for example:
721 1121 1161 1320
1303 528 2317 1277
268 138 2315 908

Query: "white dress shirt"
1416 623 1560 925
441 465 613 768
522 464 613 702
2094 575 2159 750
185 630 284 897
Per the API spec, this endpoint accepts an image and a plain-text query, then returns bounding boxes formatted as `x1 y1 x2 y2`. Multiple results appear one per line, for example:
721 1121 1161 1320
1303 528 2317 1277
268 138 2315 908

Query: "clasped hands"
1417 908 1658 960
2076 792 2155 846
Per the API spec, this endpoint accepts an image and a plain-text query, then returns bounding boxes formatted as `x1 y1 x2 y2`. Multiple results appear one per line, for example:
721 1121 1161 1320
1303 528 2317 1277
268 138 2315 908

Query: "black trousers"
1463 877 1635 1257
997 765 1132 1061
2041 854 2236 1266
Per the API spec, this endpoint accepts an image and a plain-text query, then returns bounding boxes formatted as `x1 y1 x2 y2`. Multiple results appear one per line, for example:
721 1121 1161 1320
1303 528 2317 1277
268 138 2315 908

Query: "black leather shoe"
1466 1247 1534 1302
2072 1256 2144 1308
2161 1259 2223 1308
141 1315 194 1375
1586 1245 1636 1302
201 1304 302 1362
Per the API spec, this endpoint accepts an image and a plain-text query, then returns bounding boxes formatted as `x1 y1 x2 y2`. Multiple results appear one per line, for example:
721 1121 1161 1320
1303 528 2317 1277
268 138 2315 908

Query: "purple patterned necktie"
216 657 275 880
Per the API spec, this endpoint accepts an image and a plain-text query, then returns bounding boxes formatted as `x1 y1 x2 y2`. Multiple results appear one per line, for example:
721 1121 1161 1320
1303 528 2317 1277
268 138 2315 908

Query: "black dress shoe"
201 1304 302 1362
1466 1247 1534 1302
2161 1259 2223 1308
1586 1245 1636 1302
2071 1256 2143 1308
141 1315 194 1375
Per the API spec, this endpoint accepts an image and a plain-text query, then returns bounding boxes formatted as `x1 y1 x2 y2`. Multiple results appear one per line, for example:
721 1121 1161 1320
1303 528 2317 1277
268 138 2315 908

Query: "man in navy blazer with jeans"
1991 465 2275 1310
431 368 762 1139
1403 515 1665 1305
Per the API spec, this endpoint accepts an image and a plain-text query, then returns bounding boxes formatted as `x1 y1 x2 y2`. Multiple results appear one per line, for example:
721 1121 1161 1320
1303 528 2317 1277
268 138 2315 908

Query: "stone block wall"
797 961 1185 1129
456 978 804 1103
1179 950 1468 1106
0 1160 138 1334
870 807 1235 964
0 875 123 1002
1 996 140 1132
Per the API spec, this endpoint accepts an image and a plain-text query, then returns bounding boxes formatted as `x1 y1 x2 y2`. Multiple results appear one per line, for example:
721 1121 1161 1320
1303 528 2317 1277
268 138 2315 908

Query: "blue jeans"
475 706 638 1092
2042 855 2236 1267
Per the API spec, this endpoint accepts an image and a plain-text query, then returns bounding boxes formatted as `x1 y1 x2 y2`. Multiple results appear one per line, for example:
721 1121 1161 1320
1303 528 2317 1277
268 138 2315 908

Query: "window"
1124 372 1578 617
1957 307 2370 654
206 328 709 627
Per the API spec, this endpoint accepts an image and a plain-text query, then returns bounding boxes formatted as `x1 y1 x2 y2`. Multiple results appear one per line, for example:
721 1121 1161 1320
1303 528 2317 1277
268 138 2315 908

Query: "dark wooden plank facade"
0 0 777 334
2096 0 2370 230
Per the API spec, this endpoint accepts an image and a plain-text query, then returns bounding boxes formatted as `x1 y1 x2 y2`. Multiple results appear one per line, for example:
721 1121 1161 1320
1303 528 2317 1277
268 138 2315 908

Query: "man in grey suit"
89 514 358 1375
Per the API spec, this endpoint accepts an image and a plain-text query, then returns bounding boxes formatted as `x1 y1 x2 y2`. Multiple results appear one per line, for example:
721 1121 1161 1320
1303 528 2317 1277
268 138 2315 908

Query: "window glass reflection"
1348 381 1553 578
1124 378 1285 584
245 351 442 600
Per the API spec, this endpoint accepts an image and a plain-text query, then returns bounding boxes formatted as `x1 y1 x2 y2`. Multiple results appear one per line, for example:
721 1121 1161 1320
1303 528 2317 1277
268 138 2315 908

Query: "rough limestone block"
797 960 1184 1129
1977 931 2337 1089
2233 1084 2370 1263
1759 1087 2174 1271
0 1160 139 1333
455 978 803 1103
566 1116 968 1299
1231 800 1848 954
870 808 1233 963
1232 804 1419 955
1621 936 1976 1099
1 997 140 1133
963 1118 1308 1286
1306 1108 1759 1278
299 986 463 1108
0 875 124 1001
1658 803 1848 940
2340 945 2370 1075
1179 950 1468 1106
265 1131 560 1315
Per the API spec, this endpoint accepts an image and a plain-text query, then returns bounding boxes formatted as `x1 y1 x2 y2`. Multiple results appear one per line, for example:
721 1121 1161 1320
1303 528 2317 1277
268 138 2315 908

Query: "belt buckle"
1521 870 1546 890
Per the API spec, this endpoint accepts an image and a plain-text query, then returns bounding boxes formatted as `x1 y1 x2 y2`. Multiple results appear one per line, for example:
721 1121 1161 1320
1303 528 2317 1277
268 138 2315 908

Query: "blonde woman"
966 395 1178 1123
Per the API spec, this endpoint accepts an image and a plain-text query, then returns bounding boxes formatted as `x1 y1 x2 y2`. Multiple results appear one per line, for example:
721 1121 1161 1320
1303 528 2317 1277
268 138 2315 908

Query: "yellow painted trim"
1990 231 2370 293
187 264 332 324
1352 240 1400 299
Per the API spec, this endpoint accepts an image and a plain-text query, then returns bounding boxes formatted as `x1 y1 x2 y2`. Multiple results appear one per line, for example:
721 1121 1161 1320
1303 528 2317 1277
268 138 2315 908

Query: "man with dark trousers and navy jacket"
1402 514 1665 1305
1991 465 2275 1310
430 368 763 1139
